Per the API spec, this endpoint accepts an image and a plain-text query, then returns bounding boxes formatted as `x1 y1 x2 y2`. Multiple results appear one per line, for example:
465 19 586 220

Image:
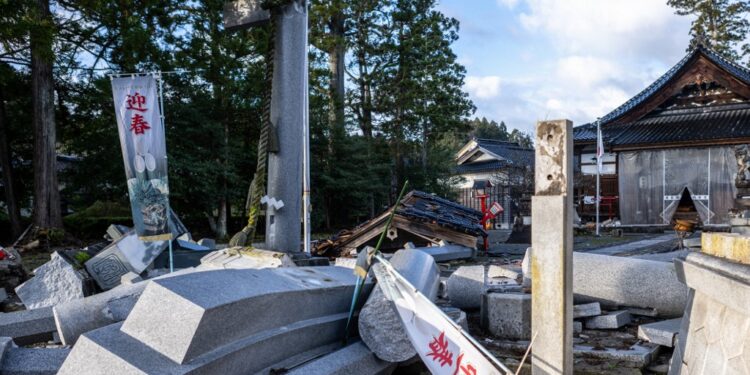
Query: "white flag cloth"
596 123 604 174
372 256 510 375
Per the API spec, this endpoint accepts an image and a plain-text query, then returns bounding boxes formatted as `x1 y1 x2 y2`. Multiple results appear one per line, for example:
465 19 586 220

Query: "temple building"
573 45 750 226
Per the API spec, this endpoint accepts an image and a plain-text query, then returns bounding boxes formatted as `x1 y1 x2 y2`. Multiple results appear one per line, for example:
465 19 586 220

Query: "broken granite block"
637 318 681 347
574 343 660 369
120 272 142 285
105 224 130 242
59 267 370 374
440 306 468 331
85 232 168 290
359 250 440 363
334 257 356 269
0 346 70 375
198 247 296 270
573 302 601 319
15 252 86 310
584 310 631 329
573 321 582 334
0 308 56 345
197 238 216 249
411 245 474 262
285 341 396 375
447 265 521 309
481 292 531 340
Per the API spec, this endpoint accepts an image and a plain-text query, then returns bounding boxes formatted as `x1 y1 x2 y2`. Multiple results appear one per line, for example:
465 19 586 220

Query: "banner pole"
156 72 174 273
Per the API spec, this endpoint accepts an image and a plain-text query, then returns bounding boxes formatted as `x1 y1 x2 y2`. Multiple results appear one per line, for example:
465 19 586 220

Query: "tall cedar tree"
668 0 750 63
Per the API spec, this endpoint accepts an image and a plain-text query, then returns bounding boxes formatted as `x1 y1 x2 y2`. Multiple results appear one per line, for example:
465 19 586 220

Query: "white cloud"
496 0 519 8
465 75 502 99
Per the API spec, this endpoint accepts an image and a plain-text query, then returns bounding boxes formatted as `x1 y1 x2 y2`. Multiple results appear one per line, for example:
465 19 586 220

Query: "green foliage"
73 251 91 265
668 0 750 63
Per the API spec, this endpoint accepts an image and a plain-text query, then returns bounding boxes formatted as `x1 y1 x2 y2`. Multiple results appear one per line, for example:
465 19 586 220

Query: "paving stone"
411 245 474 262
481 292 531 340
15 252 86 310
85 233 168 290
119 272 142 285
285 341 396 375
584 310 631 329
198 247 296 270
637 318 681 347
0 346 71 375
0 308 56 344
359 250 440 362
574 343 660 369
573 302 601 319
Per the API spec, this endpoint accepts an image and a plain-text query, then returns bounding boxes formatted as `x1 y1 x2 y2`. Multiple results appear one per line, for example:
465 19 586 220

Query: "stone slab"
574 343 660 369
121 266 366 364
85 232 167 290
482 292 531 340
700 231 750 265
60 313 348 375
198 247 296 270
334 257 356 269
1 347 70 375
584 310 631 329
411 245 473 262
285 341 396 375
447 265 521 309
637 318 681 347
15 252 86 310
0 308 56 344
359 250 440 362
197 238 216 249
573 302 601 319
120 272 142 285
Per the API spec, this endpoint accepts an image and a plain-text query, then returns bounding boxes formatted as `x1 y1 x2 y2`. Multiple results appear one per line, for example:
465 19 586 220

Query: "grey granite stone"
0 308 56 344
482 292 531 340
358 250 440 363
0 347 71 375
197 238 216 249
85 232 168 290
334 257 356 269
15 252 86 310
638 318 681 347
411 245 474 262
573 321 582 334
574 343 660 369
285 342 395 375
121 266 366 364
440 306 468 331
447 265 521 309
198 247 296 270
59 314 348 375
573 302 601 319
584 310 631 329
120 272 142 285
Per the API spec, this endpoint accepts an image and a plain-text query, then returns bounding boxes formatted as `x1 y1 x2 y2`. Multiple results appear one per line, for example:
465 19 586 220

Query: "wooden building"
573 45 749 226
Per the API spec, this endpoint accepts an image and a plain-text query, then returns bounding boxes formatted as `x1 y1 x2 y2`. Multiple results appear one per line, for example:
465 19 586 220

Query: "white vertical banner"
111 75 172 241
596 124 604 173
372 257 511 375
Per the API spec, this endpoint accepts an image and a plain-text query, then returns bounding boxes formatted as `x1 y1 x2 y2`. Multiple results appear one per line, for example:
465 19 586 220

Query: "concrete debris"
637 318 681 347
59 267 372 374
198 247 296 270
15 252 86 310
447 265 522 309
411 245 474 262
119 272 142 285
481 292 531 340
0 346 71 375
0 307 56 345
85 232 168 290
584 310 631 329
573 302 601 319
285 342 396 375
574 343 660 369
359 250 440 363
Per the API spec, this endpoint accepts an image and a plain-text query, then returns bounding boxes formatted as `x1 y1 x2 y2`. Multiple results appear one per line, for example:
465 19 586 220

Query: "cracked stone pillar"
531 120 573 375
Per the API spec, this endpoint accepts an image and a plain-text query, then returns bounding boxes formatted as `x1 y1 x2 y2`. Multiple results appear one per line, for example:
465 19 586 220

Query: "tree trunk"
31 0 62 229
328 10 346 138
0 85 22 238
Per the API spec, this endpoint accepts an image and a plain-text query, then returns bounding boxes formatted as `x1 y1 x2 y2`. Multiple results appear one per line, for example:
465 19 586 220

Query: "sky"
436 0 694 135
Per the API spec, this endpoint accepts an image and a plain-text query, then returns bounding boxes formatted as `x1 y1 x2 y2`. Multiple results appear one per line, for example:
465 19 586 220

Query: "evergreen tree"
668 0 750 63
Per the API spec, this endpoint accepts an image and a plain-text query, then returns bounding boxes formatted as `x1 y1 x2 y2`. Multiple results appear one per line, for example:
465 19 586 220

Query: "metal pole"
302 0 311 255
595 120 600 236
156 72 174 272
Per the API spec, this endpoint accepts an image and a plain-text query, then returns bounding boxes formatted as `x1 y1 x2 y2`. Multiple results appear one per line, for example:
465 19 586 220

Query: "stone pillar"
265 0 306 252
531 120 573 374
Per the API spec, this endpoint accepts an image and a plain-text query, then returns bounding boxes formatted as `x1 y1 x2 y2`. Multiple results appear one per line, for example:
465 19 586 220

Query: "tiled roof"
398 190 484 236
607 103 750 147
574 45 750 145
473 138 534 167
455 160 509 174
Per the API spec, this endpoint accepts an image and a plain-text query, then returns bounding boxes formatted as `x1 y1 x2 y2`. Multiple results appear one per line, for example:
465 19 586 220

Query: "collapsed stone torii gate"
223 0 308 253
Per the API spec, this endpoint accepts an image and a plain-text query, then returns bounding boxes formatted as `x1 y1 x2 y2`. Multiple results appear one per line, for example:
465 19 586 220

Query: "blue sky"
436 0 694 134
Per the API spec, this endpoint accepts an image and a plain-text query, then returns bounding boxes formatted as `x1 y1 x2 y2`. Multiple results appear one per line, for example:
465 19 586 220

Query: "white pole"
596 120 604 236
156 72 174 272
302 0 311 254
